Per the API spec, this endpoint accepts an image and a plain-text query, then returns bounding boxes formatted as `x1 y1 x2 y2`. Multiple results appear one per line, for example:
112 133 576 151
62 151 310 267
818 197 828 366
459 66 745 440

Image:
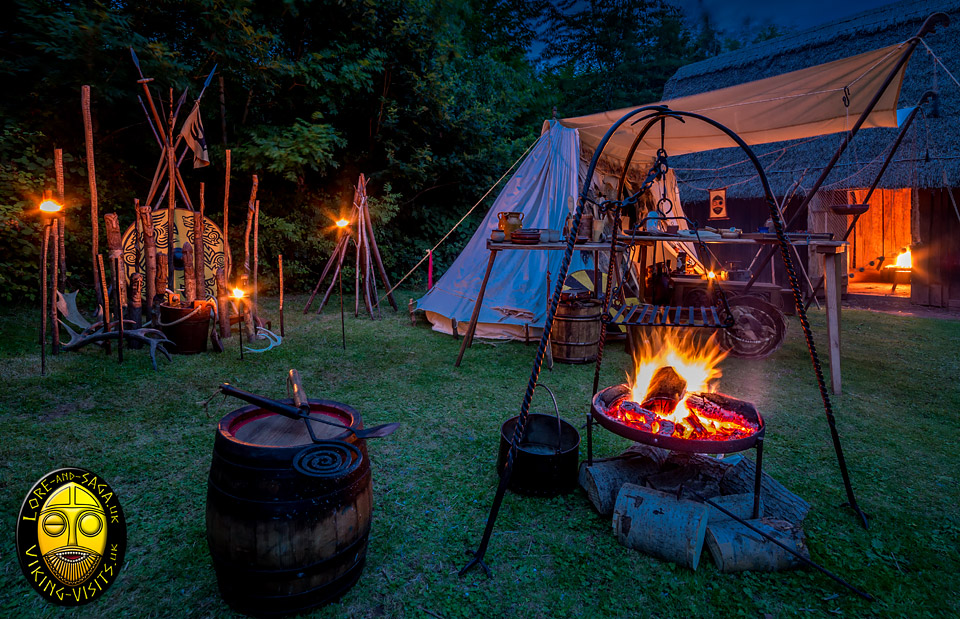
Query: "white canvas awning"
560 43 908 166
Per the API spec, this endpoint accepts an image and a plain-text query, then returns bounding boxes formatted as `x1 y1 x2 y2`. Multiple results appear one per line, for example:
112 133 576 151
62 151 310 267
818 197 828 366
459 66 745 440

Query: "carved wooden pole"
81 86 101 305
243 175 258 287
253 198 259 317
215 267 230 339
223 150 232 279
97 254 110 329
104 213 125 316
195 183 206 299
278 254 285 337
156 252 168 309
54 148 66 289
183 241 197 303
166 89 177 287
139 206 157 321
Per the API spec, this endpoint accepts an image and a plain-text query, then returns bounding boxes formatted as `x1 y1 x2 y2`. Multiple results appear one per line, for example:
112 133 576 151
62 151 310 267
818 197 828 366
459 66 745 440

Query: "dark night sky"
673 0 895 33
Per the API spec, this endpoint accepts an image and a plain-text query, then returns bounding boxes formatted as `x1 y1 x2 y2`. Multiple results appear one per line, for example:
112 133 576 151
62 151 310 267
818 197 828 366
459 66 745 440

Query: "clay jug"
497 212 524 240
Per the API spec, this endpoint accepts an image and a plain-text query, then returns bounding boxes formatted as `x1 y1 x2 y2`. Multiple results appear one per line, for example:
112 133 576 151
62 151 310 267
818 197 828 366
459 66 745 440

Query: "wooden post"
41 223 50 371
166 88 176 286
317 237 349 314
156 252 168 309
129 273 143 334
360 208 375 320
354 220 362 317
223 150 232 279
115 256 124 364
278 254 285 336
183 241 197 303
818 245 844 395
104 213 125 316
139 206 157 321
195 183 206 299
362 198 397 311
304 235 347 313
97 254 110 331
218 75 228 145
54 149 66 289
81 86 101 305
253 199 259 316
50 217 60 355
215 267 230 339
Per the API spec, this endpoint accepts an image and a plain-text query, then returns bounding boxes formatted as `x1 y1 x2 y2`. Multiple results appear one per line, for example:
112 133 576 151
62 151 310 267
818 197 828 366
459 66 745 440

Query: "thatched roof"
662 0 960 201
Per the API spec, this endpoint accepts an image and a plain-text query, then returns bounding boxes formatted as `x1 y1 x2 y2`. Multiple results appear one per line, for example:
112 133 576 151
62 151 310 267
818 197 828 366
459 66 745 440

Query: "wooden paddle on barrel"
218 372 399 441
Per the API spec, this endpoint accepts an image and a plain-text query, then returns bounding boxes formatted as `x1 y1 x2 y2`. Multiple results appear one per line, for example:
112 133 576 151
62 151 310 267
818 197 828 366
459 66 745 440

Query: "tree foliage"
0 0 735 303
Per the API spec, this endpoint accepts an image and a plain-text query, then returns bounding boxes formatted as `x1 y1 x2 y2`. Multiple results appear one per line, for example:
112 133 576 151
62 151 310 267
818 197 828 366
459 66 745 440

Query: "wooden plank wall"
912 189 960 308
850 188 912 269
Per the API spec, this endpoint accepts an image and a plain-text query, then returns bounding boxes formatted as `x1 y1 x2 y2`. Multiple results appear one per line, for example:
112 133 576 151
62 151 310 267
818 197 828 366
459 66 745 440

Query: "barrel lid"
221 400 358 448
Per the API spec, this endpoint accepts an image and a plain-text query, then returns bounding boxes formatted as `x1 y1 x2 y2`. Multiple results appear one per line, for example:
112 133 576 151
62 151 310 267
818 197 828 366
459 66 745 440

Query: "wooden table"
454 240 622 367
456 234 848 395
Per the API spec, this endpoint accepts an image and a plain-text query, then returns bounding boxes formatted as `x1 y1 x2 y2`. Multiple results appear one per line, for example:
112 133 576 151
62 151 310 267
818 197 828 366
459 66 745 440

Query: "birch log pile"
720 457 811 524
705 518 808 573
613 483 709 570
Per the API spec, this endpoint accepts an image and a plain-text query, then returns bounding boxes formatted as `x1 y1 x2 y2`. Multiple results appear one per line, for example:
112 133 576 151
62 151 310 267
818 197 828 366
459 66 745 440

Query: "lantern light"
232 288 245 300
39 199 63 214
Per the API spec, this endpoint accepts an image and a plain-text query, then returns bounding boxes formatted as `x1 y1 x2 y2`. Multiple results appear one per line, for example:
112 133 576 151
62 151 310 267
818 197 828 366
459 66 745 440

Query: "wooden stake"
304 234 347 312
253 198 259 317
223 150 232 279
54 148 66 289
243 175 258 286
139 206 157 321
278 254 285 336
81 86 101 305
156 252 168 308
104 213 125 317
317 237 349 314
354 222 361 317
50 217 60 355
183 241 197 303
41 223 50 373
130 273 143 332
166 88 176 286
97 254 111 332
115 256 124 364
362 196 398 311
215 267 230 339
195 183 206 299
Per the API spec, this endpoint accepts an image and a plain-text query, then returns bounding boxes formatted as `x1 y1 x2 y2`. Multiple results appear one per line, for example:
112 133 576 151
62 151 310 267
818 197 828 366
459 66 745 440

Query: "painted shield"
121 208 225 299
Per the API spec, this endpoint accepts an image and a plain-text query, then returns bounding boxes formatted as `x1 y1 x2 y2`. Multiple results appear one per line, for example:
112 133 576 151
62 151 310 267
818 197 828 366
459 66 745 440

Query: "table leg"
823 252 842 395
455 249 498 367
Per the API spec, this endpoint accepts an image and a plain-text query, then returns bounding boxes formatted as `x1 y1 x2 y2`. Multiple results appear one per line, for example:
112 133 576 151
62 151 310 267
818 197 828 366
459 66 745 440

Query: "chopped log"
215 267 230 339
195 183 206 299
720 457 811 524
705 518 808 573
81 86 101 305
156 252 168 308
664 452 732 482
613 483 709 570
642 366 687 413
223 150 232 279
183 241 197 303
579 446 666 515
139 206 157 321
705 493 762 524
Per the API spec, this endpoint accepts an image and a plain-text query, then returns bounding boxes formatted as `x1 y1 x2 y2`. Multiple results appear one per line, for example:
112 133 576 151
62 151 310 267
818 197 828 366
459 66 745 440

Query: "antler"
60 326 173 371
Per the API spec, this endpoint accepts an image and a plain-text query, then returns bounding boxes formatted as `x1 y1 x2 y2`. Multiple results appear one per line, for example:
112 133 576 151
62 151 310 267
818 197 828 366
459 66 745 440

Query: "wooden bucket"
159 303 210 354
551 300 601 364
206 400 372 617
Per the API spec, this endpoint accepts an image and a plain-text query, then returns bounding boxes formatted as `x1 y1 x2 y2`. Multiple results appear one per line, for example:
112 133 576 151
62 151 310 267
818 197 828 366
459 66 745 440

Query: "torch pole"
238 301 245 361
116 256 124 364
339 231 346 350
40 221 51 376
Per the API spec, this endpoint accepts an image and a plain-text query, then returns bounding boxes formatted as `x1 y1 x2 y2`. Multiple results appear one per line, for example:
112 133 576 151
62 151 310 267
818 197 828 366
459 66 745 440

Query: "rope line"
377 132 546 304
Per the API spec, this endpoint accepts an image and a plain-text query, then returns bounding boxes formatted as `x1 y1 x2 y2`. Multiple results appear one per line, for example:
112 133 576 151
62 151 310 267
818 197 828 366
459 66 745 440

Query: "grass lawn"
1 292 959 618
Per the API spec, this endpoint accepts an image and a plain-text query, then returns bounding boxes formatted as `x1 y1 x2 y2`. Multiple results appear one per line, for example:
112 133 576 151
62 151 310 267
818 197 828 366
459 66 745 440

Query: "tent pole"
743 14 948 294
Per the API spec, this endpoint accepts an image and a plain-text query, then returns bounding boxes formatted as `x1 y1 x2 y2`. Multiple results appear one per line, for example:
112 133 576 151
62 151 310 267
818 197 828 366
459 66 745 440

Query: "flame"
336 218 349 228
894 248 911 269
39 199 63 213
614 331 757 440
232 288 244 299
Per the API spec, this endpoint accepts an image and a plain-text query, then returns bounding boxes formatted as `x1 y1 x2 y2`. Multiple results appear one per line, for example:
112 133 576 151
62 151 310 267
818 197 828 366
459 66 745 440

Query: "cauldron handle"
534 383 562 454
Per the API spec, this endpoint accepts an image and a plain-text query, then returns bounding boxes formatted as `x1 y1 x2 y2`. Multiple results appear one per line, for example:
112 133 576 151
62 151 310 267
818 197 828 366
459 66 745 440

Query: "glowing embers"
601 331 759 444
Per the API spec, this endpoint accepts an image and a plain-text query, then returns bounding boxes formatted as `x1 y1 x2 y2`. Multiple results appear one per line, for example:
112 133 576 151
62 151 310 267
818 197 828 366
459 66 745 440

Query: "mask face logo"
16 468 126 606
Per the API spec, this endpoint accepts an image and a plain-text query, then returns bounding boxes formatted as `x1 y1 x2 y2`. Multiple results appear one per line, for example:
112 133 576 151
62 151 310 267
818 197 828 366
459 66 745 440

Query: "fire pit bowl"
498 413 580 496
592 384 764 454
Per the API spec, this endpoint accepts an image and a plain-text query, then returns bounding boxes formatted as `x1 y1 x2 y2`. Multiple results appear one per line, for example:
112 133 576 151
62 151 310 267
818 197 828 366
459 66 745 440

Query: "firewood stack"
580 445 811 572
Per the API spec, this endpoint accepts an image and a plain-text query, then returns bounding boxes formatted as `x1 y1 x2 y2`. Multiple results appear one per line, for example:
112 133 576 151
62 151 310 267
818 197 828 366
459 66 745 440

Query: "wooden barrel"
551 300 601 363
206 399 372 617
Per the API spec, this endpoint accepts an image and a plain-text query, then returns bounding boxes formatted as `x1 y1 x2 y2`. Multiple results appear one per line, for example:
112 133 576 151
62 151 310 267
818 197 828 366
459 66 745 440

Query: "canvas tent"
418 43 908 339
